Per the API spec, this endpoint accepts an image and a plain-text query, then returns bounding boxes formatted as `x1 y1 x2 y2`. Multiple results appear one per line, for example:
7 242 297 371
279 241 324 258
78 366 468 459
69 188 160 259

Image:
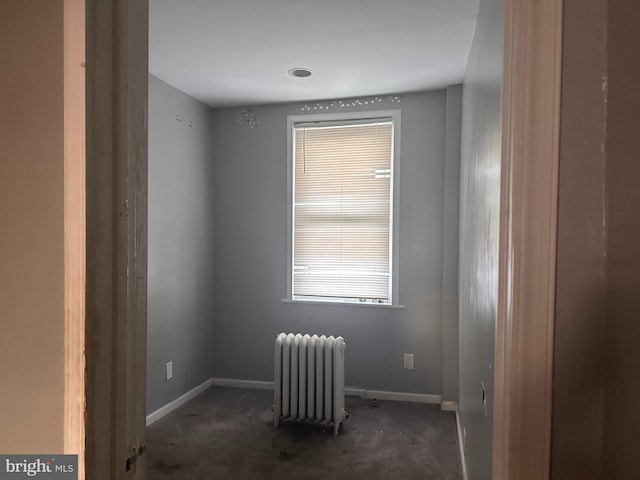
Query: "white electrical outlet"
166 361 173 381
403 353 414 370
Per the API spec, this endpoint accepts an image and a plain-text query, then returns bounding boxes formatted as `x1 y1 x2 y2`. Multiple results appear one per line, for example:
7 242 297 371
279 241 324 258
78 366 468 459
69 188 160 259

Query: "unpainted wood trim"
63 0 86 477
85 0 148 478
493 0 563 478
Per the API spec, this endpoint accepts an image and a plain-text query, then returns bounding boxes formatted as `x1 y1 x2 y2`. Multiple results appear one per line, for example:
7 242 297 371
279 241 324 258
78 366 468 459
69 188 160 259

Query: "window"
287 111 400 305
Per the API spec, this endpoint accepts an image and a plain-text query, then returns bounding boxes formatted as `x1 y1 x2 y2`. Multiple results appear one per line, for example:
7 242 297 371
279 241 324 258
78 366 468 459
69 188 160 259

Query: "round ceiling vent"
288 67 313 78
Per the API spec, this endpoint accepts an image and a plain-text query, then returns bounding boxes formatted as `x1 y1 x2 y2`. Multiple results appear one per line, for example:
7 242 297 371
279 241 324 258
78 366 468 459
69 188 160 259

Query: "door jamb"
85 0 148 478
493 0 563 478
63 1 86 478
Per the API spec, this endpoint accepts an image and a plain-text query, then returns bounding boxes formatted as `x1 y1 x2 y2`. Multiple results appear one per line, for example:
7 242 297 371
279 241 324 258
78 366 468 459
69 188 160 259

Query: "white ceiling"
149 0 479 108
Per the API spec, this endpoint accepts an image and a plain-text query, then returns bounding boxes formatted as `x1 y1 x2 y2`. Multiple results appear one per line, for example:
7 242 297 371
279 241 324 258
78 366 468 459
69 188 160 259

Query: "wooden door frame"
85 0 148 478
493 0 563 479
63 0 86 477
82 0 562 478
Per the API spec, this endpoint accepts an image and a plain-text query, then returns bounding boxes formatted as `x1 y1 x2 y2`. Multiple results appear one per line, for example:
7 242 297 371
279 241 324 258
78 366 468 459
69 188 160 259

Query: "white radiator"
273 333 346 436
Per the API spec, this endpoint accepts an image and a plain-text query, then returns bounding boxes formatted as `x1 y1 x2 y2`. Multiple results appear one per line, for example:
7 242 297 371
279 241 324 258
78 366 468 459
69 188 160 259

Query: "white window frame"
285 109 402 307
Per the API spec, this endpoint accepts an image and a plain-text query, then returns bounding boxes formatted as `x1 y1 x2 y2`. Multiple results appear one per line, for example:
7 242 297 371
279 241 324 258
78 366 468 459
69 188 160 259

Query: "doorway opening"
84 0 562 479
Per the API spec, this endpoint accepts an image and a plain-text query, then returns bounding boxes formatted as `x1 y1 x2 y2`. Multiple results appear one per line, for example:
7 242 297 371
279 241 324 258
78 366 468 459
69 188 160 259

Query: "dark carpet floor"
146 386 462 480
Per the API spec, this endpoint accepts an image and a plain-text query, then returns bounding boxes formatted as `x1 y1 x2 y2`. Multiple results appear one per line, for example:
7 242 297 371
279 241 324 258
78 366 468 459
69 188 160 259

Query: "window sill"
281 298 406 310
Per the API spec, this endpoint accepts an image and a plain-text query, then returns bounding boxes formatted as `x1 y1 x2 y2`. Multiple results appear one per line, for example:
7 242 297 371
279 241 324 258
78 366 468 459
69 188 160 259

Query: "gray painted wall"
210 90 460 395
147 74 216 414
458 0 503 478
443 85 462 403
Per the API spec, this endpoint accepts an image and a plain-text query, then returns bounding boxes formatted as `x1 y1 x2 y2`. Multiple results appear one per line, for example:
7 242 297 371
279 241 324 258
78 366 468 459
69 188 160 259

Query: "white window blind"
292 120 394 302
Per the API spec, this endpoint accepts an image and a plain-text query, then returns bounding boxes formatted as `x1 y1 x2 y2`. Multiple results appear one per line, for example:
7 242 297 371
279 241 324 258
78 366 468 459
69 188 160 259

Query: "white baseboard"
210 378 274 390
456 410 468 480
146 378 213 426
344 387 366 397
441 400 458 412
148 378 445 426
210 378 443 405
347 388 442 405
